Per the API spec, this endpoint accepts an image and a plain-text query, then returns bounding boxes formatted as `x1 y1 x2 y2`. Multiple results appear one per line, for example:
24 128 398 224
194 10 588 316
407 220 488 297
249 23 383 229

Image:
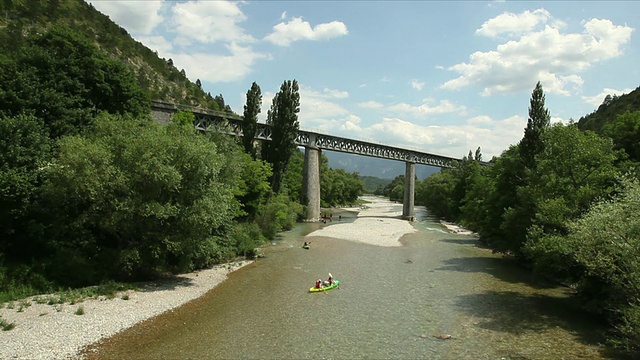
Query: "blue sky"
88 1 639 160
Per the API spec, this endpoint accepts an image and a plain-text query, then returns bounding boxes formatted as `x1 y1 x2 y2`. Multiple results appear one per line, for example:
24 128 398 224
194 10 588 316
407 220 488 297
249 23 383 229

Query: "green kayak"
309 280 340 293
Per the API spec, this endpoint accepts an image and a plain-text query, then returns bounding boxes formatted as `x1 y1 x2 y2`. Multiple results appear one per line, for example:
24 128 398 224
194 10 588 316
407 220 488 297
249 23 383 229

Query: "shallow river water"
87 204 613 359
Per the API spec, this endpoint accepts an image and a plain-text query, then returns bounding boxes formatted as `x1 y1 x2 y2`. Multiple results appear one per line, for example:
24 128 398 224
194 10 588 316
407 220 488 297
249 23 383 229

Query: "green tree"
603 111 640 163
538 178 640 355
524 123 619 277
39 114 238 285
281 149 304 203
519 81 550 169
0 25 149 138
263 80 300 193
416 171 457 219
242 82 262 159
479 145 527 252
0 114 52 260
384 175 405 202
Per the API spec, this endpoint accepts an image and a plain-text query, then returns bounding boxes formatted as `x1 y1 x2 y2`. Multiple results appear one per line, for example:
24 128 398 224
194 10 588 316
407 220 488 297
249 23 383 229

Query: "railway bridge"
151 101 470 222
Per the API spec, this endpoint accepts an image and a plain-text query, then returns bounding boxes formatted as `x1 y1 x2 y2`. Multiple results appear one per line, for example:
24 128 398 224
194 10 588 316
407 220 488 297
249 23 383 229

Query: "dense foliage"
417 82 640 356
0 0 223 110
0 20 365 304
242 82 262 159
263 80 301 193
0 25 304 300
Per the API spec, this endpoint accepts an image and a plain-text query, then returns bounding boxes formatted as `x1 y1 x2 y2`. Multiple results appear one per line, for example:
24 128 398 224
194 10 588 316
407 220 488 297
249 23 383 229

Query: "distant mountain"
323 150 441 180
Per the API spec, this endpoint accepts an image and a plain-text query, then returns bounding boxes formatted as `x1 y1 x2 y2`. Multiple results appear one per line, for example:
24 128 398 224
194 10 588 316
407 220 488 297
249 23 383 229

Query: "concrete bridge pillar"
402 161 415 220
302 137 321 222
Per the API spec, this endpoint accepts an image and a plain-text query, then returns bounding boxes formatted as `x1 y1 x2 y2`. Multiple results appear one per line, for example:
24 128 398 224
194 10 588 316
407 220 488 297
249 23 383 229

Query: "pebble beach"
0 261 250 360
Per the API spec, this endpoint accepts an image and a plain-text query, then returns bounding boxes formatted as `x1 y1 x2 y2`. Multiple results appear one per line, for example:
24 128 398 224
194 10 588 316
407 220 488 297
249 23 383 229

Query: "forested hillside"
0 0 231 111
578 85 640 134
0 0 366 309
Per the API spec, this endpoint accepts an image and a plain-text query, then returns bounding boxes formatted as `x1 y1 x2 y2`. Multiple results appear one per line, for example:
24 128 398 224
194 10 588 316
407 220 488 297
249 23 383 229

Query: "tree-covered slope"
577 85 640 134
0 0 229 111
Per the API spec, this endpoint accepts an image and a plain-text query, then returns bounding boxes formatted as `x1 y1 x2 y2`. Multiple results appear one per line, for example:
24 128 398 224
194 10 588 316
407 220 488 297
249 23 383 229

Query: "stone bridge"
151 101 475 222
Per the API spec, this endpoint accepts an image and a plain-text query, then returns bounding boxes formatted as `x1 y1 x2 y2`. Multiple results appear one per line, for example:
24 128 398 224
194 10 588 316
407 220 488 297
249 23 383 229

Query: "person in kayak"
324 273 334 286
315 279 323 288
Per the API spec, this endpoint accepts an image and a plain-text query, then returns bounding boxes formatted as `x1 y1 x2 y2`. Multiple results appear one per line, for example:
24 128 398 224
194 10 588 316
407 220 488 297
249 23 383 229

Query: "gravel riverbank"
0 261 251 360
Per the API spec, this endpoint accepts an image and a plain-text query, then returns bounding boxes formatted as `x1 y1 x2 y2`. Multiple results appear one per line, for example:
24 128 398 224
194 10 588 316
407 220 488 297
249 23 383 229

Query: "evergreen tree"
263 80 300 193
519 81 550 168
474 146 482 162
242 82 262 159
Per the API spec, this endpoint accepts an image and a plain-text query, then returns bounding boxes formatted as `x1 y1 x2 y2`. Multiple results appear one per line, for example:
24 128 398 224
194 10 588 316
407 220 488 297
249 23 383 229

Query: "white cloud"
354 114 525 159
168 43 269 83
298 87 350 124
443 15 634 96
357 101 384 109
582 87 633 107
171 1 255 44
467 115 494 126
264 17 348 46
281 11 287 20
387 99 465 118
88 0 164 34
476 9 551 37
320 88 349 99
410 79 425 91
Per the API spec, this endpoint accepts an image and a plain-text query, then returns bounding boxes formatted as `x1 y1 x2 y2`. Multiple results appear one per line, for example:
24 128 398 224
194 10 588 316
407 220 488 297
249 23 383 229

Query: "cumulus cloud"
443 11 634 96
476 9 551 37
410 79 425 91
171 1 255 44
298 87 351 125
89 0 164 34
387 99 465 118
264 17 348 46
356 114 525 159
168 43 269 83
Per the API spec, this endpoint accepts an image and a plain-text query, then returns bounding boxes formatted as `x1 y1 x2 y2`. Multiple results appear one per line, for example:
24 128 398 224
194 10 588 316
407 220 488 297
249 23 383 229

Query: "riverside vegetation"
0 3 365 313
405 82 640 357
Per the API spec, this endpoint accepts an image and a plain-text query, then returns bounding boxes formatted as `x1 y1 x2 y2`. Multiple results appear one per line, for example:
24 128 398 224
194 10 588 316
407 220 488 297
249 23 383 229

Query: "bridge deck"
151 100 489 168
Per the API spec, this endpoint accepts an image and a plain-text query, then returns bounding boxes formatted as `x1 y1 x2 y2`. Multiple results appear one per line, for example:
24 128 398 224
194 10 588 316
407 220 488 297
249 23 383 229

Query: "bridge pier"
302 142 321 222
402 162 415 220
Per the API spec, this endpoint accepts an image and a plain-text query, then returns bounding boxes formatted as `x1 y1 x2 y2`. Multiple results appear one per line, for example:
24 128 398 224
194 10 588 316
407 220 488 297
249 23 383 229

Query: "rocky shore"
0 261 250 360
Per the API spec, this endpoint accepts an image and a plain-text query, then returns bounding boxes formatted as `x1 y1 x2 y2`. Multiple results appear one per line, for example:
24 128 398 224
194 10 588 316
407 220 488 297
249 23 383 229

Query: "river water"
87 203 612 359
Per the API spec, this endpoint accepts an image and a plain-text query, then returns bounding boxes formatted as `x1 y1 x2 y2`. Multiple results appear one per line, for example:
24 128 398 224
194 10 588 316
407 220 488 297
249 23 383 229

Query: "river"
85 201 611 359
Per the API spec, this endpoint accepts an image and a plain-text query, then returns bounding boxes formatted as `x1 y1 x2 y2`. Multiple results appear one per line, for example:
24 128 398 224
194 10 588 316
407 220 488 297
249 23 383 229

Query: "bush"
232 223 265 259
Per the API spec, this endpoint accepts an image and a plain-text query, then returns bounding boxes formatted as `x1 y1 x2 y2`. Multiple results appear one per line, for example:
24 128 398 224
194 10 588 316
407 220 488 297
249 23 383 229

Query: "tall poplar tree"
242 82 262 159
519 81 551 169
263 80 300 193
